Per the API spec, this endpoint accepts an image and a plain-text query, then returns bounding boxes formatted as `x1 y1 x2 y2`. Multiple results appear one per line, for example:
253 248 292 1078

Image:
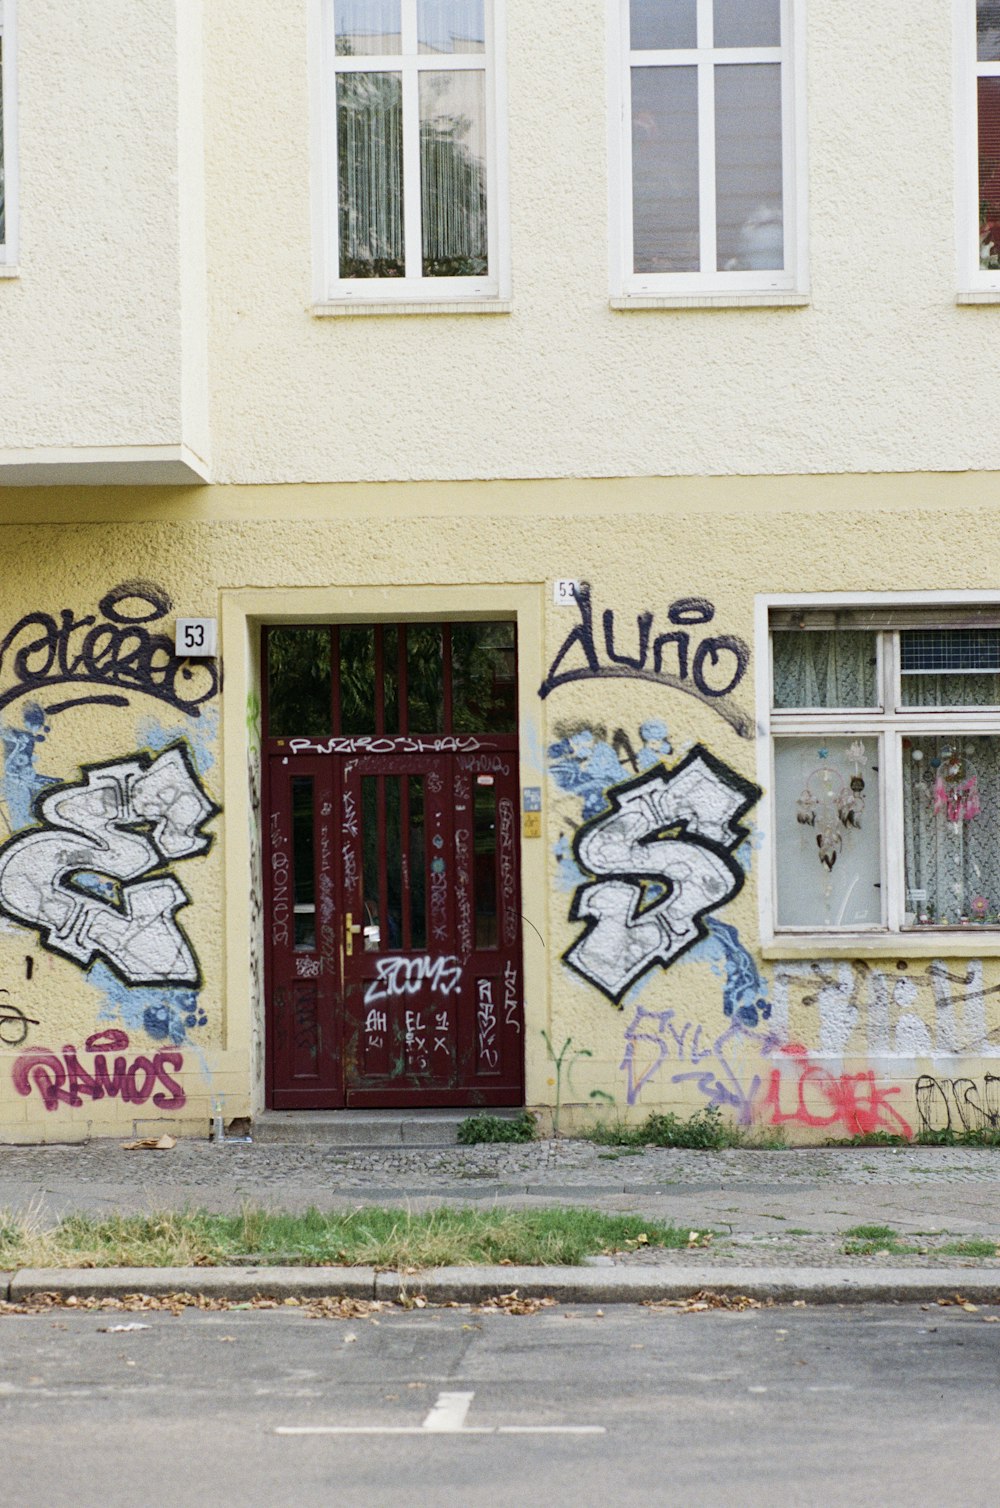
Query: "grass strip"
0 1205 711 1271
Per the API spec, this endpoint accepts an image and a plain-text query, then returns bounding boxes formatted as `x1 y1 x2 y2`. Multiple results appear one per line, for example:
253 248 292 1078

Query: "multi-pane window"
612 0 803 297
320 0 504 300
765 606 1000 938
958 3 1000 289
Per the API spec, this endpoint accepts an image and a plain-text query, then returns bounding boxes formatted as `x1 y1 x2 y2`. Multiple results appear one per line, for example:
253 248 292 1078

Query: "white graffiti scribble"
565 745 760 1004
364 954 463 1005
288 735 485 756
296 955 322 979
0 745 217 986
498 797 517 946
477 977 499 1069
459 754 512 776
503 959 520 1031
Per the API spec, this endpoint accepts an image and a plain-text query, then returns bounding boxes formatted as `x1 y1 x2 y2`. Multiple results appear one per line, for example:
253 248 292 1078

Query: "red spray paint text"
12 1028 186 1113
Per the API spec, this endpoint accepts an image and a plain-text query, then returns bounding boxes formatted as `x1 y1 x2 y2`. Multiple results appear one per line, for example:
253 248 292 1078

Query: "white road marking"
423 1391 475 1431
276 1388 607 1438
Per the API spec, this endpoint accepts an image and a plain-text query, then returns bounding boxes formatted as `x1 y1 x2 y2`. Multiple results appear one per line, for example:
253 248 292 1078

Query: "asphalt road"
0 1302 997 1506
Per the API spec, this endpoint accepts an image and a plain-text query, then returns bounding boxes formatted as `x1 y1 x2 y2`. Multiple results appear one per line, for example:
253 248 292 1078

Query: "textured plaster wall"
203 0 998 483
0 0 196 454
2 473 1000 1140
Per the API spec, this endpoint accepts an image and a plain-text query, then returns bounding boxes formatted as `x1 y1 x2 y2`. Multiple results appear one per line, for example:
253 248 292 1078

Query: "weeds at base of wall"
586 1107 787 1152
829 1128 1000 1148
456 1112 537 1146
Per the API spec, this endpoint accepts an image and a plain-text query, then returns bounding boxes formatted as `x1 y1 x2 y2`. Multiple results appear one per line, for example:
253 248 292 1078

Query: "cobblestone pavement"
0 1139 998 1269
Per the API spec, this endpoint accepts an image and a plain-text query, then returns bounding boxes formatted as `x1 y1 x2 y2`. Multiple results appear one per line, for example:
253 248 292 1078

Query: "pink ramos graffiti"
763 1043 911 1138
12 1028 186 1113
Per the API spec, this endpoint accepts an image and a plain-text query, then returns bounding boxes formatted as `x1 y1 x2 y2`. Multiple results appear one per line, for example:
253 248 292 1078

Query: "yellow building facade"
2 2 1000 1140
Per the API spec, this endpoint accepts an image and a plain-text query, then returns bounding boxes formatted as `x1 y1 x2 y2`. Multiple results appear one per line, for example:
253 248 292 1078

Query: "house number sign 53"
175 618 218 658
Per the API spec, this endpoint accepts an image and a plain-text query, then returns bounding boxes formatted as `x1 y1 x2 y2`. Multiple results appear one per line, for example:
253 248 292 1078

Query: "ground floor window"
764 601 1000 936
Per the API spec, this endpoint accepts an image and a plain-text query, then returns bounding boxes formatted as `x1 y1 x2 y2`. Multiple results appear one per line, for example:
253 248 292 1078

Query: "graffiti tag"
363 954 463 1005
0 581 218 718
0 745 217 986
13 1028 186 1112
539 587 752 738
565 746 760 1004
916 1074 1000 1135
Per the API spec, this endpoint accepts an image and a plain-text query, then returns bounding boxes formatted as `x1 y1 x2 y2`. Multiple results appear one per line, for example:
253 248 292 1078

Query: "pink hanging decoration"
933 773 980 824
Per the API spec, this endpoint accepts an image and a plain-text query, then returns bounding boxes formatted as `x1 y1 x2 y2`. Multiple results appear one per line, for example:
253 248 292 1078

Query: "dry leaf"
478 1290 557 1317
645 1290 766 1314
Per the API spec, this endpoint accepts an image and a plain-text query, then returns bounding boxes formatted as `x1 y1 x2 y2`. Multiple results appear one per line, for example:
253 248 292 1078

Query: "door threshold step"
253 1108 526 1148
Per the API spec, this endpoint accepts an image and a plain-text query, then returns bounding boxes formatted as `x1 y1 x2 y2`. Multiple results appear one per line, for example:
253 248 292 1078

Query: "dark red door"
263 621 524 1110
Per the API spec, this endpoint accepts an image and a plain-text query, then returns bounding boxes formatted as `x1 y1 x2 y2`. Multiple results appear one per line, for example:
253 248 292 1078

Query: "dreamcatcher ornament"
795 741 867 871
932 747 981 826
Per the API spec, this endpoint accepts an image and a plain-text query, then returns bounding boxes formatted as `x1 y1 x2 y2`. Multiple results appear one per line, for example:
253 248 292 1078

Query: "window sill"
611 292 809 311
763 931 1000 961
0 265 20 279
312 298 512 318
957 290 1000 304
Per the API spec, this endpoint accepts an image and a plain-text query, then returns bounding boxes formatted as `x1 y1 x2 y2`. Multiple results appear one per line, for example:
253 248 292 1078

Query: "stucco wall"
0 473 999 1142
0 0 202 462
202 0 999 484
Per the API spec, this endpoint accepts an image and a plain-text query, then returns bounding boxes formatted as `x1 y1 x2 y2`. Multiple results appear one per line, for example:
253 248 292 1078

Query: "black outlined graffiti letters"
539 586 752 738
0 744 218 986
565 746 761 1005
0 582 219 718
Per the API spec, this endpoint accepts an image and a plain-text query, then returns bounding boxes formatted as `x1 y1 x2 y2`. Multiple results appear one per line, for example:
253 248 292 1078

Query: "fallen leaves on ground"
645 1290 770 1314
476 1290 557 1316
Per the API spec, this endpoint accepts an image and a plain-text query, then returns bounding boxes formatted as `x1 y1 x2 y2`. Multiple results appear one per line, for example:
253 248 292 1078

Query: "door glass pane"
979 78 1000 269
382 626 400 734
900 628 1000 707
714 0 780 48
385 776 403 948
630 0 696 50
335 0 401 54
418 0 484 53
904 735 1000 927
979 1 1000 61
406 625 445 730
340 626 377 733
632 66 699 273
337 73 404 278
772 631 878 709
474 783 498 948
409 776 427 949
267 628 332 738
362 775 380 949
452 622 517 733
715 63 783 271
774 737 882 929
291 777 316 950
420 71 488 277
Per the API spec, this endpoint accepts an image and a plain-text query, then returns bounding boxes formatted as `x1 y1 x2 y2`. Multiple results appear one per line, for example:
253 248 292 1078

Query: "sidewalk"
1 1138 998 1304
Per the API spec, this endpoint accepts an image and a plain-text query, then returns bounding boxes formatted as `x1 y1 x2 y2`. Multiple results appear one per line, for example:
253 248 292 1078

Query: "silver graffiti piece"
0 745 217 987
565 745 761 1005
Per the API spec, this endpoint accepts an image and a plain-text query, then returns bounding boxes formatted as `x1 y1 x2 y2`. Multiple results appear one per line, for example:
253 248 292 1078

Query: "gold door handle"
345 912 362 956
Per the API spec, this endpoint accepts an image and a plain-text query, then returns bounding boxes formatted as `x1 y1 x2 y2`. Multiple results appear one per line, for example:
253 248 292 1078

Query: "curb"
4 1264 1000 1306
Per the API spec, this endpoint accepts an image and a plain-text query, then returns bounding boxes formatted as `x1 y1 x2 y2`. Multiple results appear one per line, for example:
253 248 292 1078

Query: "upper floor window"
0 0 16 267
959 1 1000 291
316 0 506 304
610 0 805 300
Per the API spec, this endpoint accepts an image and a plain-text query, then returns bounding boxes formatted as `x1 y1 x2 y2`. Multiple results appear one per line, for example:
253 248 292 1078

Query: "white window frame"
955 0 1000 295
311 0 509 308
0 0 18 270
756 591 1000 958
608 0 808 304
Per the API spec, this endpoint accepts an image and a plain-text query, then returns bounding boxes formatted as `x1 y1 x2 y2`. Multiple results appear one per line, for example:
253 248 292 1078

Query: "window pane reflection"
714 0 780 48
406 625 445 730
715 64 783 271
420 70 488 276
409 776 427 949
340 626 377 734
632 66 699 273
474 783 498 948
452 622 517 733
630 0 696 51
267 628 332 738
335 0 402 55
337 73 405 278
292 777 316 950
417 0 484 53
